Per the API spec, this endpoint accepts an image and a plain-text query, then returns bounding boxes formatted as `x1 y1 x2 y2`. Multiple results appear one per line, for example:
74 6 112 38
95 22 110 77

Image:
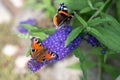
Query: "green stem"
88 0 111 21
98 55 103 80
87 0 97 10
74 11 92 32
81 62 87 80
74 48 87 80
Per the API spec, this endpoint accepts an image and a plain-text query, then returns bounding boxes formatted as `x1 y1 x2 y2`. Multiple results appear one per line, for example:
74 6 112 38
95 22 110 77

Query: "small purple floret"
101 49 106 55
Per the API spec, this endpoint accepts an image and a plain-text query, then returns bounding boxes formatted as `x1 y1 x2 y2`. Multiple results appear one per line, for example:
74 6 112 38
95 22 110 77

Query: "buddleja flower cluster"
27 26 81 72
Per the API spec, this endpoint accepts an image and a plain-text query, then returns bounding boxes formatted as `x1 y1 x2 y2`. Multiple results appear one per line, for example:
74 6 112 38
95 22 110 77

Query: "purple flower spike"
87 35 100 47
27 26 81 72
42 26 81 60
81 33 100 47
27 59 44 72
17 18 35 34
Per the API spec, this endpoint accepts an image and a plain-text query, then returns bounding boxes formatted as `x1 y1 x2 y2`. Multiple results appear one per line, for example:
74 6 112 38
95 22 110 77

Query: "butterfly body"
30 37 57 63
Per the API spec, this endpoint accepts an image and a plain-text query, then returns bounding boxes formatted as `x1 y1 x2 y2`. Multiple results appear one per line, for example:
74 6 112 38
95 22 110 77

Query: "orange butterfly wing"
30 37 57 63
36 51 56 62
30 37 44 58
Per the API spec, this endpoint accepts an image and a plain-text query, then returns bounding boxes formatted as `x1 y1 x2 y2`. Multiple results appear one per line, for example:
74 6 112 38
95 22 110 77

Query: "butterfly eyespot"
52 54 56 57
37 41 40 44
42 56 46 62
39 43 42 46
35 39 38 41
42 58 46 62
51 52 57 58
32 48 36 53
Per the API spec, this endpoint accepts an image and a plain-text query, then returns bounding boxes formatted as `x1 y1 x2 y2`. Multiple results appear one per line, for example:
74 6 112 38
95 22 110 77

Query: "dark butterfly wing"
53 3 74 27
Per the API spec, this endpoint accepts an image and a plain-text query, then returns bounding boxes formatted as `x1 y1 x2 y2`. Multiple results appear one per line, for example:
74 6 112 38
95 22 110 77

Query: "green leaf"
73 48 87 80
87 17 111 26
94 2 104 8
96 15 120 51
74 48 85 62
102 13 120 35
103 64 120 78
22 24 55 34
89 27 120 52
15 32 30 39
80 1 105 14
88 0 110 21
80 7 92 14
65 26 84 47
79 1 104 14
116 0 120 22
74 12 88 27
87 0 96 10
30 32 48 40
21 24 40 31
98 25 120 51
67 62 81 70
31 27 55 34
71 17 81 27
89 27 103 42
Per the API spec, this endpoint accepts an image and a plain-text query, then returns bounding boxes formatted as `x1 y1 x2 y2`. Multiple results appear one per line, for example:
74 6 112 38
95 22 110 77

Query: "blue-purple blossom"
27 26 81 72
101 49 106 54
87 35 100 47
17 18 35 34
81 33 100 47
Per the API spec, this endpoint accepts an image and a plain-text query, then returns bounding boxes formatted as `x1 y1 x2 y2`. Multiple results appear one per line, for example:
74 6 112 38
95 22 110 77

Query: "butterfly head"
57 3 68 13
31 37 40 44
